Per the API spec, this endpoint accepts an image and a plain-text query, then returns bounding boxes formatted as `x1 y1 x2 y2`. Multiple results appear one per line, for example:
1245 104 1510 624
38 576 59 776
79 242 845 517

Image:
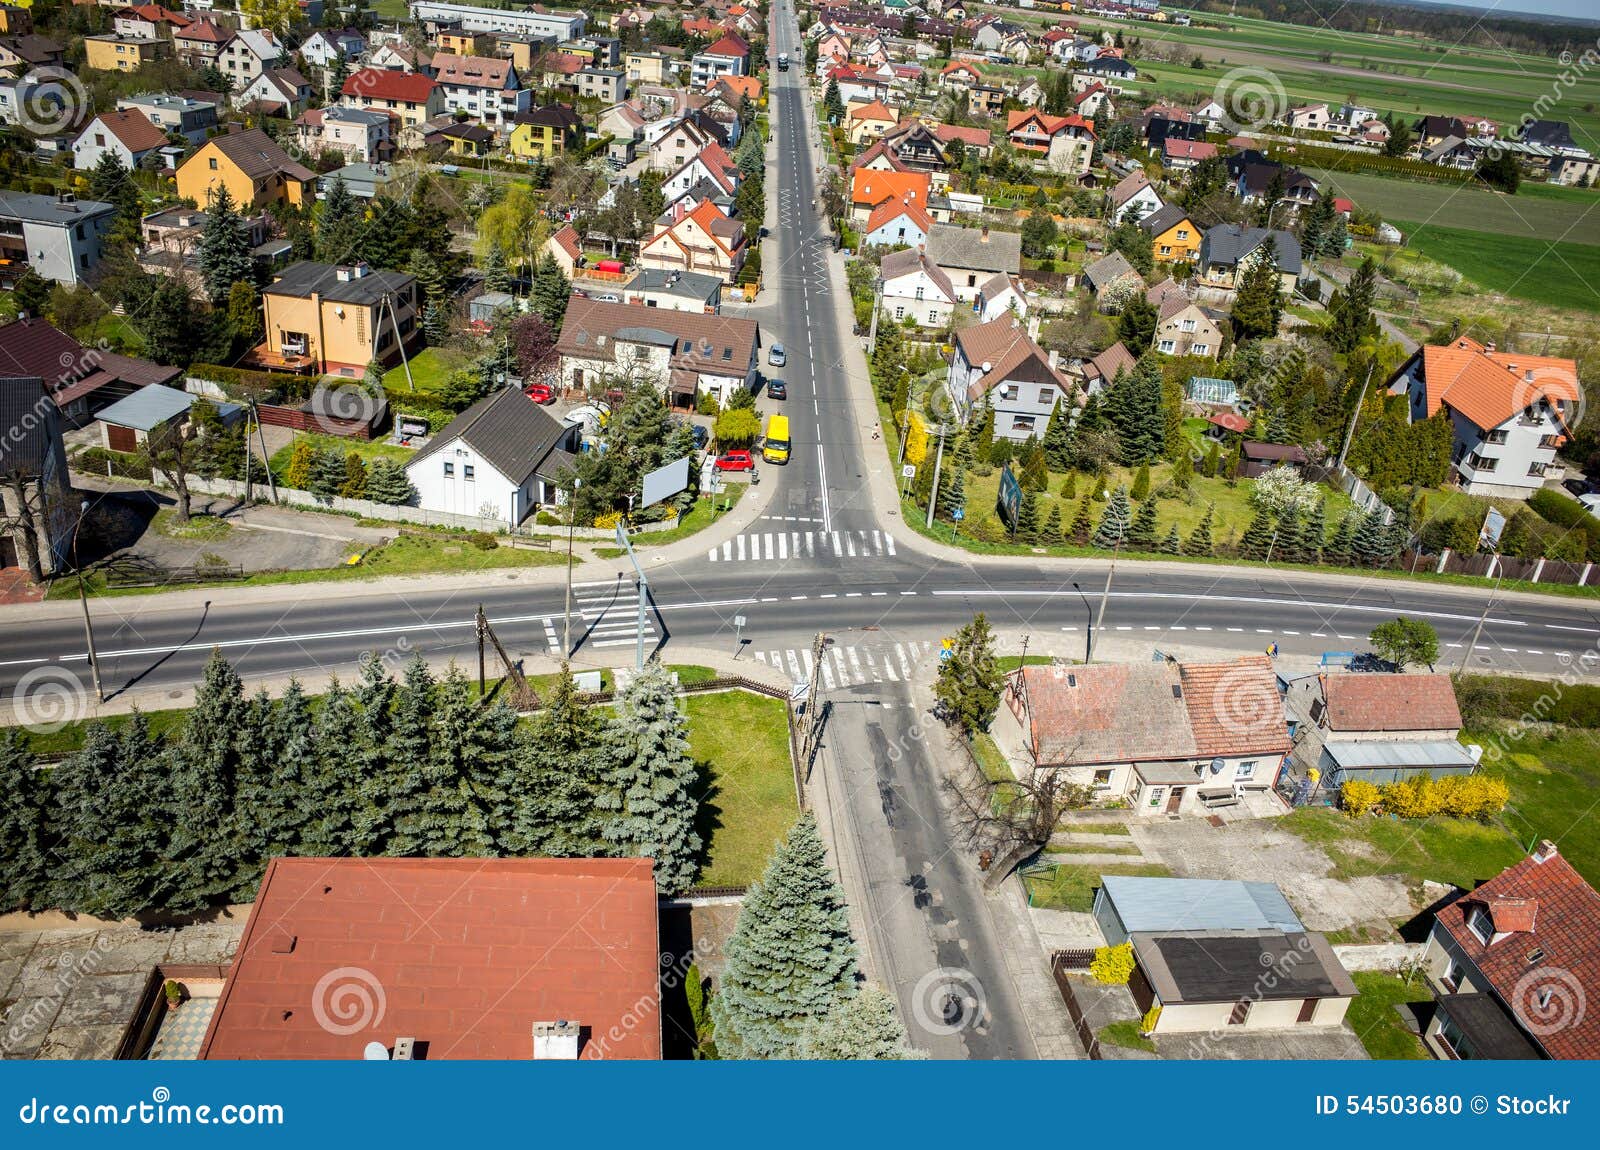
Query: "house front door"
1165 786 1186 814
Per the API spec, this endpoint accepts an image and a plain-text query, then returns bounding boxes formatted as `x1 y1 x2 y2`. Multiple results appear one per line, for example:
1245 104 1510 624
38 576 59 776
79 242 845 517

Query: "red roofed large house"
691 32 749 87
845 98 897 145
639 199 747 285
1393 336 1583 499
1005 109 1095 176
171 14 229 69
545 223 582 277
0 315 181 428
70 108 168 172
1421 841 1600 1060
430 52 532 128
339 67 444 131
998 655 1291 817
199 857 662 1061
849 168 929 225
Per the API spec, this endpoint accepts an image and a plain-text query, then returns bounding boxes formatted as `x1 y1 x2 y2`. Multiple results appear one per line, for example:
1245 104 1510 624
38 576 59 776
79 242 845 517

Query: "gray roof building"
1199 223 1302 277
409 387 574 487
925 223 1021 276
1094 876 1304 947
1081 250 1139 293
265 261 417 307
622 267 724 312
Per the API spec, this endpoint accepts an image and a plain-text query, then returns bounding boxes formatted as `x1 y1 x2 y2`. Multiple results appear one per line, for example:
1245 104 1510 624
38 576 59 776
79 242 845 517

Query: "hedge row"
187 363 318 402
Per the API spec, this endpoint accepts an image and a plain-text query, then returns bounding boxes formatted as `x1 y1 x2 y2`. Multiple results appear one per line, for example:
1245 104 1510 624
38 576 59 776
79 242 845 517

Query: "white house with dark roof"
0 191 116 287
925 223 1021 302
405 387 582 523
947 313 1069 441
555 296 759 408
879 246 957 329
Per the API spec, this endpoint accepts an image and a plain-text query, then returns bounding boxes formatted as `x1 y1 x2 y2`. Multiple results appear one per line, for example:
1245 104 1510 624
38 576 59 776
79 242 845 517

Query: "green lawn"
1302 168 1600 247
151 510 231 542
51 532 570 599
1479 727 1600 888
1097 1020 1156 1054
1280 806 1525 891
594 488 748 557
968 730 1016 784
1388 222 1600 313
380 348 465 394
1347 972 1431 1061
1023 862 1171 912
686 690 800 888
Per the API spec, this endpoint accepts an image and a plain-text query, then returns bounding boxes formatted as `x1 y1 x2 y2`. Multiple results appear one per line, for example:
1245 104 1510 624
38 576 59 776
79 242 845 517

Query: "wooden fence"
1049 952 1103 1059
255 403 378 440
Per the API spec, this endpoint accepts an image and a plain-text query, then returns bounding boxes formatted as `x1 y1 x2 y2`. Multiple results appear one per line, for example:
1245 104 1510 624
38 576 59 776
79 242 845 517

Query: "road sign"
901 464 916 480
940 636 954 661
998 464 1022 528
733 615 747 628
789 681 810 702
951 507 965 520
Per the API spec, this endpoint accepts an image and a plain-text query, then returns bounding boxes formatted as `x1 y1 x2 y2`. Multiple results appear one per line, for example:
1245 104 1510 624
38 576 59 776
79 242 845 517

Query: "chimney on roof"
532 1020 581 1060
1485 341 1497 352
1532 839 1559 864
392 1037 417 1061
980 225 990 242
1525 369 1535 383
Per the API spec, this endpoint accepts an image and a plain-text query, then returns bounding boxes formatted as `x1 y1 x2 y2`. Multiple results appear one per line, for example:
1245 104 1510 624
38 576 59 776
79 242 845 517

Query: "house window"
1039 387 1055 405
463 465 475 480
1177 229 1189 240
1228 999 1251 1025
1236 761 1257 779
927 311 939 324
1528 462 1547 477
1158 340 1176 354
1159 245 1171 256
1484 429 1508 444
1441 955 1462 992
1147 786 1165 808
443 462 455 477
1092 769 1112 787
1180 319 1196 332
1309 699 1325 724
894 305 905 319
209 157 219 169
999 385 1019 401
1192 344 1209 357
1467 905 1493 944
914 286 925 300
1011 417 1035 433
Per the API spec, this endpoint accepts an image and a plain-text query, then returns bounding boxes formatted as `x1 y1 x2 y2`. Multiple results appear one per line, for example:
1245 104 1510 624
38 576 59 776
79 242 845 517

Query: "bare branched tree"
943 737 1095 891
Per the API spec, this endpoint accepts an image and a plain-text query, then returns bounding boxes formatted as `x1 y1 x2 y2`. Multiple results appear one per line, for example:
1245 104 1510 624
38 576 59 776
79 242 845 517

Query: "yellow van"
762 414 791 464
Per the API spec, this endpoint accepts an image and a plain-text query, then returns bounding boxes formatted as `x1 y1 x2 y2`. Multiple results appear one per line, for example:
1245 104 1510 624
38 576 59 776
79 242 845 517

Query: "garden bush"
1090 942 1135 986
1339 779 1381 817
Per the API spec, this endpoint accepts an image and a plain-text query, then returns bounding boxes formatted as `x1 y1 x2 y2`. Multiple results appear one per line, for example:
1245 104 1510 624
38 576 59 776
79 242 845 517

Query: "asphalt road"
1 10 1597 698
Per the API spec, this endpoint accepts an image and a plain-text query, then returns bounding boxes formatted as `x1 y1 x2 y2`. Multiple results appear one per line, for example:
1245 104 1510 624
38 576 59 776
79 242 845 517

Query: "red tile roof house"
1391 335 1583 500
996 655 1291 817
198 857 662 1060
1279 671 1471 804
1419 841 1600 1060
0 315 179 428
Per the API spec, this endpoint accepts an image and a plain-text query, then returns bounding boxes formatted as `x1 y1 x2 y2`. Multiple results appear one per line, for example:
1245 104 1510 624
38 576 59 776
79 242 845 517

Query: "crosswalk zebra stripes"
570 579 658 651
707 529 896 563
753 641 932 690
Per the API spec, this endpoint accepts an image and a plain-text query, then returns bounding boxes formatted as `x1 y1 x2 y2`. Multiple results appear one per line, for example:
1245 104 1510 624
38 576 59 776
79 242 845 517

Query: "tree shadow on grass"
691 758 725 883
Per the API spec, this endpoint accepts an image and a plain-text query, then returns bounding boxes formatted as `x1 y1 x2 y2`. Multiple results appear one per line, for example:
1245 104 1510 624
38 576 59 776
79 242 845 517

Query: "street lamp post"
72 500 102 703
1072 582 1093 665
1089 542 1119 664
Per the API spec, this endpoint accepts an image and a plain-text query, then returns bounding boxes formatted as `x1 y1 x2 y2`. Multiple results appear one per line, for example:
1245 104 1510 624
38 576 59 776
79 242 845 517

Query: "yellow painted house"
509 104 583 161
84 34 169 73
176 128 316 213
1141 205 1201 265
255 261 420 375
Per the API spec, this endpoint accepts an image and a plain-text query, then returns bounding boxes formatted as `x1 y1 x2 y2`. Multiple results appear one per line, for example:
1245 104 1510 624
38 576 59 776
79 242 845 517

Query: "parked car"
1564 476 1596 498
524 382 555 404
767 379 786 400
690 424 709 449
768 342 786 367
714 450 756 472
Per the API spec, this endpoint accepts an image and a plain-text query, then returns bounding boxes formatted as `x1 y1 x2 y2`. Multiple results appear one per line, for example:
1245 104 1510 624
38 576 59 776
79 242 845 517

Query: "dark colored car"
767 379 787 400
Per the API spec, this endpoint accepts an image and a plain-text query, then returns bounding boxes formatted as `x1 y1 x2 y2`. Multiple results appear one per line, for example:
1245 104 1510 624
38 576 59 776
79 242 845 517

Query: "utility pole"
476 604 487 696
799 631 830 773
925 423 947 529
866 276 884 353
1335 360 1376 472
71 501 103 703
562 478 579 656
1461 568 1502 670
1072 582 1092 665
1089 542 1119 664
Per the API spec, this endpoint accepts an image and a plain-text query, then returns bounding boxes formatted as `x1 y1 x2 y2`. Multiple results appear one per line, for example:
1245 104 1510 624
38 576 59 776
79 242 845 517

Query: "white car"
1580 493 1600 520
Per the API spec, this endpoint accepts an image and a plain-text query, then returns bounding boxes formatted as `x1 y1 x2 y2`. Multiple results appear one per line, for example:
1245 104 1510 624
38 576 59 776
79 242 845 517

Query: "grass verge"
1097 1020 1156 1054
1280 806 1524 891
687 690 800 888
151 510 231 541
1347 971 1430 1061
968 730 1016 783
1023 862 1171 912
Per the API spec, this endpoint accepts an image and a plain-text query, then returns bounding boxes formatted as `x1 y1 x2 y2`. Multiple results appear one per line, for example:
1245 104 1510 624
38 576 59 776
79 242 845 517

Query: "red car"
714 450 756 472
524 382 555 404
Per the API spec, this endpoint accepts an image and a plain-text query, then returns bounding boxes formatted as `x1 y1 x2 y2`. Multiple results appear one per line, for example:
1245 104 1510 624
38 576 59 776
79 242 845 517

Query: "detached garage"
95 385 241 453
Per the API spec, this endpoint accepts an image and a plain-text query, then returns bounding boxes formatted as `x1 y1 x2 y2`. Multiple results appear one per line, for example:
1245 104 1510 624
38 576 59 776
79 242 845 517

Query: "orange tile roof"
90 108 168 155
1414 336 1582 432
551 223 581 260
1437 846 1600 1059
1321 672 1461 732
850 167 929 209
848 98 896 123
199 857 661 1061
865 195 932 237
1177 655 1291 760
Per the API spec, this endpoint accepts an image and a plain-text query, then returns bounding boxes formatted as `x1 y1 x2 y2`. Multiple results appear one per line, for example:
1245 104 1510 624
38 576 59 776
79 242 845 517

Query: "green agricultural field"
1391 223 1600 313
1302 169 1600 245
